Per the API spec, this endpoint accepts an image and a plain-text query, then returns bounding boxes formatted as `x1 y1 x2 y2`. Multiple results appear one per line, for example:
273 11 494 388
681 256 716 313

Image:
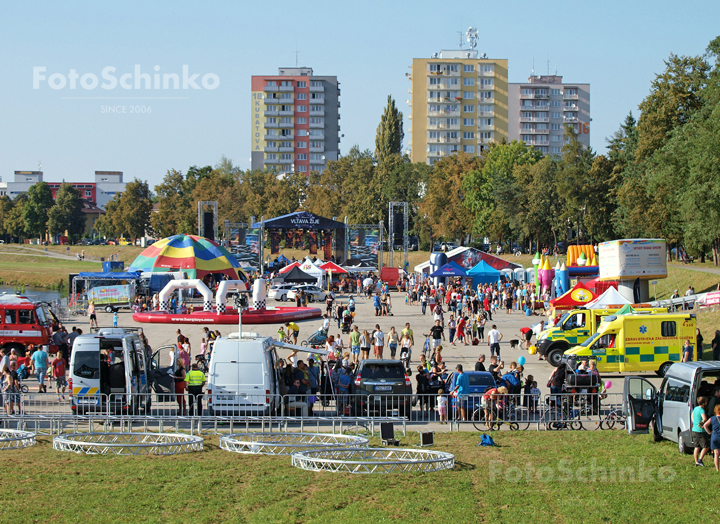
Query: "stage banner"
308 231 318 255
294 230 304 249
349 228 379 268
270 230 280 254
228 227 260 269
285 230 294 249
324 231 333 261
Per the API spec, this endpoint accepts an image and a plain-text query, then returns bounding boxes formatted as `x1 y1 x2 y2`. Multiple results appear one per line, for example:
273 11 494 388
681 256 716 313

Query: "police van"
563 312 696 376
623 362 720 454
69 329 174 414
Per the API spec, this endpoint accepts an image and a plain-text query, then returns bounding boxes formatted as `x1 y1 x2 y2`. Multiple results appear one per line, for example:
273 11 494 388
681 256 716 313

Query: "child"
342 352 350 367
112 311 119 327
200 338 207 357
530 381 541 413
437 388 448 424
53 354 67 401
277 326 286 342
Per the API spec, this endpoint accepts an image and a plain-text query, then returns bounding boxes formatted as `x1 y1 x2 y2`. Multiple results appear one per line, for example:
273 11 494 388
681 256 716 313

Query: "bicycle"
471 398 530 431
539 398 583 430
597 407 626 430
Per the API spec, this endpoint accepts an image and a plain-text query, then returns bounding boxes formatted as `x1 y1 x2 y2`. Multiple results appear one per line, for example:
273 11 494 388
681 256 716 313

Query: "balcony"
427 83 447 90
278 110 294 116
427 150 447 157
309 97 325 104
478 125 495 131
427 97 463 104
563 116 579 122
264 146 278 152
478 84 495 90
309 110 325 116
309 122 324 128
309 133 325 140
427 123 460 130
264 134 282 140
520 116 549 122
428 110 460 117
264 110 279 116
278 122 294 128
278 98 294 104
564 93 579 100
309 85 324 92
478 70 495 76
278 146 294 152
264 85 278 92
478 111 495 117
520 92 549 99
279 85 294 92
264 122 278 128
520 128 550 134
264 98 281 104
309 158 325 165
276 159 294 164
427 137 460 144
309 146 324 152
563 105 578 111
478 138 495 145
428 69 460 77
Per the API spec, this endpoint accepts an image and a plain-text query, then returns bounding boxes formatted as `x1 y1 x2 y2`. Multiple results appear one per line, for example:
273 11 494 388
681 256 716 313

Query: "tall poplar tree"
374 96 404 163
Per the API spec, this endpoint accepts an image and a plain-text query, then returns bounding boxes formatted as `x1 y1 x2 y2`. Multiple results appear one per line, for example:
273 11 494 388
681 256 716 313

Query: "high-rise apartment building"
251 67 340 174
508 75 590 155
409 50 508 165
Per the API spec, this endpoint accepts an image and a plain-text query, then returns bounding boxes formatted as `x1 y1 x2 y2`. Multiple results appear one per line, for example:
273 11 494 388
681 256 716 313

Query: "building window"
266 153 277 160
551 147 562 154
310 81 322 87
463 78 475 86
281 141 292 147
311 93 324 100
296 105 307 112
463 104 475 113
480 64 494 74
463 131 475 139
310 105 323 112
447 118 459 126
480 118 493 126
551 123 562 130
297 93 307 100
480 78 493 86
480 92 493 100
522 101 533 108
281 80 292 87
280 117 292 123
310 117 324 124
296 165 308 172
551 135 562 142
448 78 459 86
551 112 562 119
565 88 577 96
266 117 277 123
463 64 475 72
536 101 548 107
85 190 92 197
296 153 307 160
536 146 548 153
267 141 277 147
535 89 547 96
297 81 306 88
280 153 293 160
463 118 475 126
296 117 307 124
310 153 323 160
479 132 493 140
296 141 307 148
521 112 533 119
522 88 533 96
297 129 308 136
309 129 323 136
522 134 533 141
463 91 475 99
280 130 292 136
552 100 562 107
463 145 475 153
281 105 292 111
310 141 323 148
266 81 276 87
551 88 562 96
479 104 493 114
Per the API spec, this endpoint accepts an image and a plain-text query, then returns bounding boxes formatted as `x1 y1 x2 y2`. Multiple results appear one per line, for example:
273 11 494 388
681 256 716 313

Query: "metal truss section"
0 429 36 450
219 432 369 456
52 432 204 455
291 447 455 474
198 201 218 239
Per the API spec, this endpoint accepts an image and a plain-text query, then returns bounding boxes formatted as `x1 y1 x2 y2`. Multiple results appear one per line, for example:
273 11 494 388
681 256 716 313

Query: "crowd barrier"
0 391 625 435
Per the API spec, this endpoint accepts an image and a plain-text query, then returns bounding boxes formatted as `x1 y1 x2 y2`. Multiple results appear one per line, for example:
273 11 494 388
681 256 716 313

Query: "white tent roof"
299 258 325 277
586 287 630 309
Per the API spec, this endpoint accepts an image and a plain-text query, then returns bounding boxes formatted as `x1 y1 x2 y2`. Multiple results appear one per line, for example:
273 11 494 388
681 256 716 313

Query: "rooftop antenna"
295 47 299 67
532 57 535 77
466 27 478 51
457 30 463 49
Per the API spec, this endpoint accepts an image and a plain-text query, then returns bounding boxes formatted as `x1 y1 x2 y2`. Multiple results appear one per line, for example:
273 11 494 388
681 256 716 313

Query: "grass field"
0 253 101 289
2 430 713 523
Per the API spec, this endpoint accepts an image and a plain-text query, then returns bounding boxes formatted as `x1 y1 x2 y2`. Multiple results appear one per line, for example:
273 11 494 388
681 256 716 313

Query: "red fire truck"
0 295 56 356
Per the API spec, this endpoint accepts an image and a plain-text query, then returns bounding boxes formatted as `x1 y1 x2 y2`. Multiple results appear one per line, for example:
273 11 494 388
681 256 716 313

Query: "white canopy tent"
586 287 631 309
299 257 326 286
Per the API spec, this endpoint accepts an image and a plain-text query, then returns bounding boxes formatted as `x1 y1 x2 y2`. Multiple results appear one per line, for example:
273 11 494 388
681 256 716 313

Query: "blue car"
445 371 497 411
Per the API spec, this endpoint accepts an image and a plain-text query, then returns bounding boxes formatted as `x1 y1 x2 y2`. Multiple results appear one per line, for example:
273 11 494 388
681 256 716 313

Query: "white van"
623 362 720 454
207 332 327 416
69 330 172 415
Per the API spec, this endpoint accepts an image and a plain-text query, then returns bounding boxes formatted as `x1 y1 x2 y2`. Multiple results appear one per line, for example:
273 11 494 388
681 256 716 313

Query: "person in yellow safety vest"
185 363 206 417
285 321 300 345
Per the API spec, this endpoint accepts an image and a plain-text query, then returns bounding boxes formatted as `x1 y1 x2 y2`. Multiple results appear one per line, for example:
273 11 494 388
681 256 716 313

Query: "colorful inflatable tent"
128 234 243 280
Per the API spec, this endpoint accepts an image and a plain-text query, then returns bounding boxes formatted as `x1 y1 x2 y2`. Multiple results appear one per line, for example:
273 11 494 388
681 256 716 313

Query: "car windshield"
73 351 100 379
557 313 570 326
361 364 405 380
579 332 602 348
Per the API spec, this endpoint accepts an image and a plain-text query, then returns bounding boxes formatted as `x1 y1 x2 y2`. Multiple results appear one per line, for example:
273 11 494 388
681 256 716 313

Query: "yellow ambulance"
563 312 696 377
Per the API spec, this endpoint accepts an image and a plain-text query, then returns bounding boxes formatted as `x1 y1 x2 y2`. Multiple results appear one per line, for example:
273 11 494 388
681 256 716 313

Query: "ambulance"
535 306 667 367
562 312 696 377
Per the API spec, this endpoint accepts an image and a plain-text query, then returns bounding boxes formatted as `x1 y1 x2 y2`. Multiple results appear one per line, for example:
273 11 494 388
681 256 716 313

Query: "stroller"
341 311 353 334
302 329 328 348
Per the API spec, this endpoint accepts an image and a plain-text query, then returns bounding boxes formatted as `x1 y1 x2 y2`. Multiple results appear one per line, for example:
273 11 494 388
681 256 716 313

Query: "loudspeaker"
393 212 404 243
203 212 215 241
420 431 434 447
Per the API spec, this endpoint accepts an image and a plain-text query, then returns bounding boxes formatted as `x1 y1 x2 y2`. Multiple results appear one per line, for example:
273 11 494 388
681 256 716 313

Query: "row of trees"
26 37 720 262
0 183 87 242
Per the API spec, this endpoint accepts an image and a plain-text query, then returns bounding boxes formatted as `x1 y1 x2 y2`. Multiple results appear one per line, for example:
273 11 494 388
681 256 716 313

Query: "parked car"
286 285 333 303
351 359 412 417
445 371 497 412
268 283 297 302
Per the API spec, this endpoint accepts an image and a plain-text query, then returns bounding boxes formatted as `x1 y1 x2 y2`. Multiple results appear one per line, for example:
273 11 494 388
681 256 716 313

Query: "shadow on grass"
452 460 476 471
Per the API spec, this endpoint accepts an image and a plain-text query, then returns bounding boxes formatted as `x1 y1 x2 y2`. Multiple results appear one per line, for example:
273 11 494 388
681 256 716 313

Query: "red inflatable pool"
132 306 322 325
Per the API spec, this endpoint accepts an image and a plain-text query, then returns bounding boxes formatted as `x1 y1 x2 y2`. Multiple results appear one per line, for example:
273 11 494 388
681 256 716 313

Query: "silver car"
268 283 296 302
286 285 333 303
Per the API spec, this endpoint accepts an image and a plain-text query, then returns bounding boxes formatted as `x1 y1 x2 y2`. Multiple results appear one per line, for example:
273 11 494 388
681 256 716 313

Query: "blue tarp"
430 262 467 277
467 260 501 286
78 271 142 279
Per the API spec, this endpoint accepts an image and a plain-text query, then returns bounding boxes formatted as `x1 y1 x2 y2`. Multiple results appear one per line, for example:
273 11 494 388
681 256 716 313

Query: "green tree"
0 196 14 242
152 169 195 237
375 96 404 163
556 127 596 243
5 194 28 241
47 183 84 239
101 179 154 239
23 182 54 239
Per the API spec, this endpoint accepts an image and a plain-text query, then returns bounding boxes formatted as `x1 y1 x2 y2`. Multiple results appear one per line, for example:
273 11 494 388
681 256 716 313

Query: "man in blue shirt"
30 348 49 393
453 364 470 421
373 293 382 316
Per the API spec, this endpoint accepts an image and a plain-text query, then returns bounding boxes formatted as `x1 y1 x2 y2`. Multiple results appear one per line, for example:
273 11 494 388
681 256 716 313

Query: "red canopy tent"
549 282 596 311
319 261 347 274
278 262 300 274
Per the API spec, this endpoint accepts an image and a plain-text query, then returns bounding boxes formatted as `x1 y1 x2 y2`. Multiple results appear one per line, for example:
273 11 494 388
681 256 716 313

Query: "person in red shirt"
52 355 67 400
457 316 468 346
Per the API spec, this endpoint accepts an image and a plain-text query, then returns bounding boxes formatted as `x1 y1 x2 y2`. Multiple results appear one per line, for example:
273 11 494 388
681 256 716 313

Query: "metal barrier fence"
0 391 625 435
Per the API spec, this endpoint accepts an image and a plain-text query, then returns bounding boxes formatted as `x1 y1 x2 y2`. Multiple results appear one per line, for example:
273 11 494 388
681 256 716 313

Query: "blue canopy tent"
467 260 501 288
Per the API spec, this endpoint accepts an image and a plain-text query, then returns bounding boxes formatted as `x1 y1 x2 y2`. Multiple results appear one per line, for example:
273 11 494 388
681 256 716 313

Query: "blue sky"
1 0 718 187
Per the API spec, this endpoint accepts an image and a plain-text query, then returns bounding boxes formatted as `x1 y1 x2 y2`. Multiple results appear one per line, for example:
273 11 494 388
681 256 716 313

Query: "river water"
0 285 62 303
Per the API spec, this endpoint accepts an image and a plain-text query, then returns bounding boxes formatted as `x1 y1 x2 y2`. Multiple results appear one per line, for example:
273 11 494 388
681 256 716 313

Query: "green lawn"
0 254 101 289
1 430 712 523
